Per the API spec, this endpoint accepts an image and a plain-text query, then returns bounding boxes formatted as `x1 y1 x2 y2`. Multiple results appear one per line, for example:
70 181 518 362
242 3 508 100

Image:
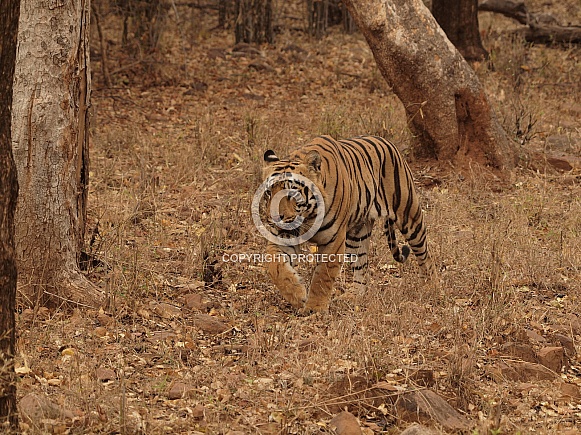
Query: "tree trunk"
235 0 274 44
11 0 105 307
0 0 20 427
307 0 329 39
218 0 235 29
344 0 516 169
432 0 488 61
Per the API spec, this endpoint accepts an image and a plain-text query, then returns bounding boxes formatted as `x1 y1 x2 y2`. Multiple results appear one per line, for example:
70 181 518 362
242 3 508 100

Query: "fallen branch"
479 0 581 44
479 0 529 25
522 24 581 44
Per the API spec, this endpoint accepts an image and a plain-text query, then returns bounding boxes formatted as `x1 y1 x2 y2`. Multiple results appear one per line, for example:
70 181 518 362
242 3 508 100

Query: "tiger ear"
305 150 321 172
264 150 279 163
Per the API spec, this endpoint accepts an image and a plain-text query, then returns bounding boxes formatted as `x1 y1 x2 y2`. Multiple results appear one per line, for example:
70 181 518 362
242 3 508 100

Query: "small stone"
168 382 196 400
546 156 573 171
184 293 205 311
553 333 575 356
97 312 113 327
546 135 571 151
409 369 435 387
494 361 558 382
19 393 74 424
206 49 226 60
168 382 187 400
537 346 568 373
151 302 182 319
192 314 229 334
395 389 471 431
525 329 546 343
94 326 108 337
96 367 116 382
500 342 537 362
330 411 362 435
560 382 581 400
362 422 382 432
192 403 205 419
248 61 275 72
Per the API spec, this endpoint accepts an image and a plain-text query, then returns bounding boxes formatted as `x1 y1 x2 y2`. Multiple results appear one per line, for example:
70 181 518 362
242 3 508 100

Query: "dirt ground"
15 1 581 434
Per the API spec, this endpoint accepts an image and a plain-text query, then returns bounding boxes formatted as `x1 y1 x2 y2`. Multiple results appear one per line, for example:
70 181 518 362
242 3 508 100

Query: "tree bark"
344 0 516 169
11 0 104 307
0 0 20 427
432 0 488 61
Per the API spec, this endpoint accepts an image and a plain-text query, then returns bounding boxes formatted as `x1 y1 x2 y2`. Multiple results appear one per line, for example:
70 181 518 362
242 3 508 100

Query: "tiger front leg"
266 243 307 309
304 235 346 313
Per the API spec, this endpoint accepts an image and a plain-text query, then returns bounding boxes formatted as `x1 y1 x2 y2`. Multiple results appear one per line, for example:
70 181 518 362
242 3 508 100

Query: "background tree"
0 0 20 427
432 0 488 61
116 0 164 51
11 0 104 307
235 0 274 44
307 0 355 38
344 0 517 169
307 0 330 38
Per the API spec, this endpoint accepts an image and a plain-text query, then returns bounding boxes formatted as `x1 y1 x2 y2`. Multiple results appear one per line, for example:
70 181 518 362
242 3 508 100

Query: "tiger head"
258 149 326 244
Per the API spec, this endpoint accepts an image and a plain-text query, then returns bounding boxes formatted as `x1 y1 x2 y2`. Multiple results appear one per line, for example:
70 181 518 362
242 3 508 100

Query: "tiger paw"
279 284 307 310
303 296 330 313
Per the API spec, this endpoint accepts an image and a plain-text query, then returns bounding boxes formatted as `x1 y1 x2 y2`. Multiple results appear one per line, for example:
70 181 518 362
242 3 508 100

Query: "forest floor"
15 1 581 434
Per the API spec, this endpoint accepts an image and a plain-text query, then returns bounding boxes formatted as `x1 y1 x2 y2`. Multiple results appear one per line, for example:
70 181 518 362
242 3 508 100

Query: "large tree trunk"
432 0 488 61
0 0 20 427
344 0 516 169
11 0 104 307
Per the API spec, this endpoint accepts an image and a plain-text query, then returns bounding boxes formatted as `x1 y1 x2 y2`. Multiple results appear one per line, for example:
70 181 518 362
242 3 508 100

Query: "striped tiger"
257 135 434 312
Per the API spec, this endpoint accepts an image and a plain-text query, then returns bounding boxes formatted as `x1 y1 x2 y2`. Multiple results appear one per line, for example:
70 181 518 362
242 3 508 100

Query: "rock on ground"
329 411 362 435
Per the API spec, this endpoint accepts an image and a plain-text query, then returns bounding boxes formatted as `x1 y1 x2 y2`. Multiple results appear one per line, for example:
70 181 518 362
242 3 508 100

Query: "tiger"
256 135 434 312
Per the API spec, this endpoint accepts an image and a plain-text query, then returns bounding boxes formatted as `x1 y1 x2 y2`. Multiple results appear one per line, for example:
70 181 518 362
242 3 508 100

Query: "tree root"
18 269 106 310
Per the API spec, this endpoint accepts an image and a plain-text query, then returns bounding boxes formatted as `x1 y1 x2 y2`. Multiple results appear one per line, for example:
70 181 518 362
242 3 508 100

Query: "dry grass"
15 1 581 434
